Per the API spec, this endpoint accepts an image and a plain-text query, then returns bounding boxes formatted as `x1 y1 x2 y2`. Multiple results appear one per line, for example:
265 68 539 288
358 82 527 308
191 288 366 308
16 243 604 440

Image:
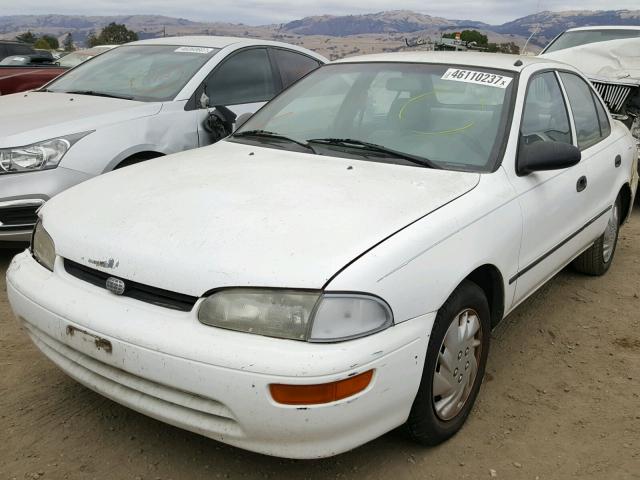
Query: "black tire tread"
572 196 621 276
406 279 490 446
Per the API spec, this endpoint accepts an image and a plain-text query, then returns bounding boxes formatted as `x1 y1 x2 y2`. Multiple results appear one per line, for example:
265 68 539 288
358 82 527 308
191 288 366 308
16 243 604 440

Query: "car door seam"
508 205 612 284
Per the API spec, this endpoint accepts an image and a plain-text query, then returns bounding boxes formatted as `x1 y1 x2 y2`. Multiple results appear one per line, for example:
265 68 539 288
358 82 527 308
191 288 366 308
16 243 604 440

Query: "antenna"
523 0 544 55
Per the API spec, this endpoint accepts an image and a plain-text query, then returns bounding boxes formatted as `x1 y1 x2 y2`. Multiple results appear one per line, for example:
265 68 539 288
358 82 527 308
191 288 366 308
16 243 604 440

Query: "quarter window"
520 72 572 146
592 90 611 139
559 72 606 150
272 49 321 89
207 48 276 106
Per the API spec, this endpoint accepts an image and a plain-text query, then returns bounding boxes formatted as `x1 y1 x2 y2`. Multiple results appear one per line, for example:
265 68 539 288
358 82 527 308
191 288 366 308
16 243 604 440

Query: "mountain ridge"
1 9 639 47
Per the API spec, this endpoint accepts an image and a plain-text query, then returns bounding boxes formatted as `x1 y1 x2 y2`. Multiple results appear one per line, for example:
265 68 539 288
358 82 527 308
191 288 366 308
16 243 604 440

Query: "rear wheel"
572 196 621 276
406 280 490 445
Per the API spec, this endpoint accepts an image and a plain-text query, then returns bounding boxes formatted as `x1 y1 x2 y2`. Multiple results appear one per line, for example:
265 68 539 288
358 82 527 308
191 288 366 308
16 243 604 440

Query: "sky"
2 0 640 25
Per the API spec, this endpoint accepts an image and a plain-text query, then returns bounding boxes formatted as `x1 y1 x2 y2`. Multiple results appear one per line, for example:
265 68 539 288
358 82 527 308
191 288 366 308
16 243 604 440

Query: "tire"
572 196 621 276
406 279 491 445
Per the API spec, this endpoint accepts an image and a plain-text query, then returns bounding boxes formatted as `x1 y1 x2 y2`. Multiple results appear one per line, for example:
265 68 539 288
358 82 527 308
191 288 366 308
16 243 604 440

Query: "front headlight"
0 131 92 174
197 289 393 342
31 220 56 271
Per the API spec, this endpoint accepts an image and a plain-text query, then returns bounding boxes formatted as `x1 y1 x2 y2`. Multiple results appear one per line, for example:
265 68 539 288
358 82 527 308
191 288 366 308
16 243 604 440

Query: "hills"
495 9 640 44
1 9 639 54
281 10 490 36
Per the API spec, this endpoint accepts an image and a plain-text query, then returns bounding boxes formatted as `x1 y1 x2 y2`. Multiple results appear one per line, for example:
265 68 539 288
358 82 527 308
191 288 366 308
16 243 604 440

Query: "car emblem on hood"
106 277 126 295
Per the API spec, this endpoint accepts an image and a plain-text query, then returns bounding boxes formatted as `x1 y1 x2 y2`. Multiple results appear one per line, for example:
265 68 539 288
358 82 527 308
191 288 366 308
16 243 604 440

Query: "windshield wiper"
64 90 134 100
233 130 316 153
307 138 439 169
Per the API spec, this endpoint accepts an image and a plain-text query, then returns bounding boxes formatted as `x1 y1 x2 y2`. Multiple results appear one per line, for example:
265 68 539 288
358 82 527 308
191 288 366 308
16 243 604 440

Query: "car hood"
0 91 161 148
541 38 640 85
43 141 480 296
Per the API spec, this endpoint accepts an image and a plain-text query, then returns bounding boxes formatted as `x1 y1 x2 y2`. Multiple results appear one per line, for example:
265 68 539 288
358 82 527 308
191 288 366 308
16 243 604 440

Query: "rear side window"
520 71 572 145
272 49 321 89
207 48 276 106
559 72 605 150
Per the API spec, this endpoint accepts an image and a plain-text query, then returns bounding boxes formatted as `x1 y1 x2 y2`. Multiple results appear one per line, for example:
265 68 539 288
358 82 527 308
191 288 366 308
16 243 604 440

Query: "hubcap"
603 203 619 263
432 308 483 421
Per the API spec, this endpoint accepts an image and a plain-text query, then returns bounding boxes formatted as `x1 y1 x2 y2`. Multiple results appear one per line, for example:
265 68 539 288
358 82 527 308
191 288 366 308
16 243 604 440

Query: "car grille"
0 204 39 230
592 81 633 113
63 259 199 312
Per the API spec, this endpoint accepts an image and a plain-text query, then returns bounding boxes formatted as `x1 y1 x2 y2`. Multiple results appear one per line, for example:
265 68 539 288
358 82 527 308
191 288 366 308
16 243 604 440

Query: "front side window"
206 48 276 106
47 45 219 102
520 71 572 146
560 73 605 150
232 63 516 172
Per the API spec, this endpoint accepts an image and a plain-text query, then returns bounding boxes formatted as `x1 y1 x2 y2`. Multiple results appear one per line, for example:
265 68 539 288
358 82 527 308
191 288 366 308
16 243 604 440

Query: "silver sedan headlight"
31 220 56 271
0 131 92 174
197 288 393 342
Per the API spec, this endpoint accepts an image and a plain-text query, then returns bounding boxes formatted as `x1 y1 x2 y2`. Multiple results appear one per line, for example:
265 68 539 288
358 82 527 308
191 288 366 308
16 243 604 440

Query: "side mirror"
203 105 237 143
517 140 581 176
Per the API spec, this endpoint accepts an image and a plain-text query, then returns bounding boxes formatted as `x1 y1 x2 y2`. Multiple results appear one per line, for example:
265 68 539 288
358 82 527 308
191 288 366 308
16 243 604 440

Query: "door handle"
615 155 622 168
576 176 588 192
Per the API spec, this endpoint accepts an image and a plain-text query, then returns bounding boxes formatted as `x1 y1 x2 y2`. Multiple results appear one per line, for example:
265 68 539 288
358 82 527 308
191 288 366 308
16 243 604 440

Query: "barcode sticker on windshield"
174 47 214 54
441 69 513 89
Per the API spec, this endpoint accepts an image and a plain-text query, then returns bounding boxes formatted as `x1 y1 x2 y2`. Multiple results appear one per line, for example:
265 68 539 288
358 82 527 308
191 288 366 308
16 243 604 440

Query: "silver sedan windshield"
47 45 219 102
234 62 516 172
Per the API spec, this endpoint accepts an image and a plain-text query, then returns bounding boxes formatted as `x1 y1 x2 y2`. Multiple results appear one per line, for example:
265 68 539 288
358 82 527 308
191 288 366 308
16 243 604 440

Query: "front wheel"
406 280 490 445
572 196 621 276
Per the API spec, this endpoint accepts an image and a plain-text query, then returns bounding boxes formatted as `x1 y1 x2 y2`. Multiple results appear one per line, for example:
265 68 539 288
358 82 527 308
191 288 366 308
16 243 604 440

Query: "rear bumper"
6 251 434 458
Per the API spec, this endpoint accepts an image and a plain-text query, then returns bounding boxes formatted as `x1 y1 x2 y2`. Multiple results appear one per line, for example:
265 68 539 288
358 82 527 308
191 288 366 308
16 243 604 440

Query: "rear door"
558 72 619 226
196 47 279 146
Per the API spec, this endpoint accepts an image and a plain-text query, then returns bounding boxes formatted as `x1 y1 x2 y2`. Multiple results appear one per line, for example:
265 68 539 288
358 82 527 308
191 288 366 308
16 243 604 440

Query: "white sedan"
6 52 638 459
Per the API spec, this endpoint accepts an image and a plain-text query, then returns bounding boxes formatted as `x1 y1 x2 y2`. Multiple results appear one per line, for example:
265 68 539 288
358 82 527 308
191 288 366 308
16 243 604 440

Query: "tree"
41 35 59 50
33 38 52 50
63 33 74 52
88 23 138 46
443 30 488 46
16 31 37 44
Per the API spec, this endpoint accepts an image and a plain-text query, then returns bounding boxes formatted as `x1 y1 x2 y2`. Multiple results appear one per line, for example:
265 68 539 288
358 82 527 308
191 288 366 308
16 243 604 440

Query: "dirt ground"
1 214 639 480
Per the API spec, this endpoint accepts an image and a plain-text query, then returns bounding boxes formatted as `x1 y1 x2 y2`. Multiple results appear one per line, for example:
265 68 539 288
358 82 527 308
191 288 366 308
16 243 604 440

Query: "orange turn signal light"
269 370 374 405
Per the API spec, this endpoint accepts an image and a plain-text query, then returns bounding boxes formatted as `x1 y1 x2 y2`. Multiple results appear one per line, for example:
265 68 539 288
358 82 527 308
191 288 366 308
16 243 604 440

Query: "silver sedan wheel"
433 308 483 421
603 202 619 263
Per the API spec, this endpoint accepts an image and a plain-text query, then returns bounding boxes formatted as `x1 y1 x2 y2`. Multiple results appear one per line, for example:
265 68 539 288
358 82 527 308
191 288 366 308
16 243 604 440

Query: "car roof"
564 25 640 32
331 51 558 73
128 36 326 59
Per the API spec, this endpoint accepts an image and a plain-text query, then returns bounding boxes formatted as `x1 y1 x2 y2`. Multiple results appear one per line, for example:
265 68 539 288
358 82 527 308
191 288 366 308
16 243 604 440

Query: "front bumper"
0 167 91 242
6 251 434 458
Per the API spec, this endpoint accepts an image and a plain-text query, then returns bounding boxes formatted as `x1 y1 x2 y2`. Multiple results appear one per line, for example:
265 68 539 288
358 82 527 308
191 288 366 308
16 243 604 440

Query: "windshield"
544 29 640 53
232 63 516 172
47 45 219 102
58 51 95 68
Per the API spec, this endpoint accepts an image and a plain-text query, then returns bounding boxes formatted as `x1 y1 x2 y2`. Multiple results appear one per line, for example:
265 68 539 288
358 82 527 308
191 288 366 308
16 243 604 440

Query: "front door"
196 48 278 146
507 71 591 304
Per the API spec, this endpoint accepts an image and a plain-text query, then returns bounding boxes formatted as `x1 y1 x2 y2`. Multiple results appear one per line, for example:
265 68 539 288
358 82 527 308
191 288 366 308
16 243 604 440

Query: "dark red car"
0 42 66 95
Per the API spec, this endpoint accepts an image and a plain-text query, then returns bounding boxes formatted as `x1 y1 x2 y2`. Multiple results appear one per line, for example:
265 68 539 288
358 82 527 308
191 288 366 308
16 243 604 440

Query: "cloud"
2 0 639 25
